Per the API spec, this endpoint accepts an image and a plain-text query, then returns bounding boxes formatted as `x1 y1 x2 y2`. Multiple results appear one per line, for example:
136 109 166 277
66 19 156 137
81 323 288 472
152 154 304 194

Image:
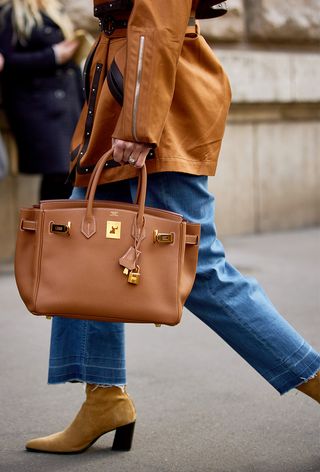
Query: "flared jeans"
48 172 320 394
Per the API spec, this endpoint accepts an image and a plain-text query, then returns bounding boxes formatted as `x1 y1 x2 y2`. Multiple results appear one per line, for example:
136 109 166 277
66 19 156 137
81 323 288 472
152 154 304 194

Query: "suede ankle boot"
25 385 136 454
296 371 320 404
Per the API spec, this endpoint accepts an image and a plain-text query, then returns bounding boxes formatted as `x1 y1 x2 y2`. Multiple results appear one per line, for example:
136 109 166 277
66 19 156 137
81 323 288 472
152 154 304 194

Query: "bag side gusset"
15 208 43 313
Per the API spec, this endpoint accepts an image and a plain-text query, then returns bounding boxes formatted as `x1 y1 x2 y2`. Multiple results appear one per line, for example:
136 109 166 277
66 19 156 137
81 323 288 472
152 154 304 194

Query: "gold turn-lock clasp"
50 221 71 236
155 324 162 327
128 266 141 285
153 230 174 244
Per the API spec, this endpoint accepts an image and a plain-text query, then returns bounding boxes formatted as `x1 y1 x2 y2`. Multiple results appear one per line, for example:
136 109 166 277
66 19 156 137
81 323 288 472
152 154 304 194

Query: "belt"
99 14 198 36
99 15 130 35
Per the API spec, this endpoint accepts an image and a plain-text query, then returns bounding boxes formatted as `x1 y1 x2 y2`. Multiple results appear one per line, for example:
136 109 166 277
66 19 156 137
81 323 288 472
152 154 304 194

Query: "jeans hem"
47 378 127 386
275 355 320 395
48 365 126 385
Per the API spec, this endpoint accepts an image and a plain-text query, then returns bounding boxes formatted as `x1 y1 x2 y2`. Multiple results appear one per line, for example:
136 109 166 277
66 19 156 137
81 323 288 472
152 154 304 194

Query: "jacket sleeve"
0 10 56 73
112 0 192 146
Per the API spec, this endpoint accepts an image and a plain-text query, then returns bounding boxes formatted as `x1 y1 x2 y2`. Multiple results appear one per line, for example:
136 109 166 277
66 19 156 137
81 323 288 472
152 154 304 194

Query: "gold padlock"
128 266 140 285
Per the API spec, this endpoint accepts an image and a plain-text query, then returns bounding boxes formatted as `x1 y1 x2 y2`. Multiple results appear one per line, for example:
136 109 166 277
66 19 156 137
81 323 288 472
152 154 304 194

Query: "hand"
0 53 4 72
52 39 79 65
112 139 152 168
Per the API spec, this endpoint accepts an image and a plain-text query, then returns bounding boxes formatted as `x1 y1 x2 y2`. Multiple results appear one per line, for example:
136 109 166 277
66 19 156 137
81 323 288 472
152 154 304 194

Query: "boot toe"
25 433 64 453
26 437 50 452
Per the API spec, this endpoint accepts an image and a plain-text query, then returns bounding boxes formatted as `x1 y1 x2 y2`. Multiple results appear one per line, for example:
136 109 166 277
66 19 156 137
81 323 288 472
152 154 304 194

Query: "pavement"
0 228 319 472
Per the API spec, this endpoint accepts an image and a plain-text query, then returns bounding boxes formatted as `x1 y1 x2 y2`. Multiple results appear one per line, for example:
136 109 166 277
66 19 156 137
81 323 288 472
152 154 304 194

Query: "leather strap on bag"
82 149 146 239
82 149 198 249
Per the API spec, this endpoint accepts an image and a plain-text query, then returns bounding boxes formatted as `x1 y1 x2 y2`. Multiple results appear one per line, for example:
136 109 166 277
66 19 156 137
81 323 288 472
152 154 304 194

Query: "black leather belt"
99 15 198 36
94 1 132 19
99 16 129 35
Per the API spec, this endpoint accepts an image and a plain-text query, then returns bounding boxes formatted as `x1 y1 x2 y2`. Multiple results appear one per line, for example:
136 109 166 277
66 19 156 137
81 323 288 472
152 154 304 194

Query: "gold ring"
128 156 136 166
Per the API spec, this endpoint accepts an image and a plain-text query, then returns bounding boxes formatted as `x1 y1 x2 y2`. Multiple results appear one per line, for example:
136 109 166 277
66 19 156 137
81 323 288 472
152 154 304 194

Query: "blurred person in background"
0 51 9 180
0 0 83 199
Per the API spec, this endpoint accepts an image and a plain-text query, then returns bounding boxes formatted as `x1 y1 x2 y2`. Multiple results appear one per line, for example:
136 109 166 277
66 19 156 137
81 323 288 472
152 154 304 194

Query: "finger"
127 145 144 165
66 39 79 47
112 142 125 163
69 40 80 52
134 147 151 168
122 142 136 162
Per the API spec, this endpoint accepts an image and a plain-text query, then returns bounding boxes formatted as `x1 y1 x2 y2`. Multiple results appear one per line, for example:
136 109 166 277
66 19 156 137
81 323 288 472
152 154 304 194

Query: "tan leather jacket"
70 0 231 186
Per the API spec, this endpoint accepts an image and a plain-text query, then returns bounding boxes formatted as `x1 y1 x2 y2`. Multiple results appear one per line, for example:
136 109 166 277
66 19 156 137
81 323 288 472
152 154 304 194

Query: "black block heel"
112 421 136 451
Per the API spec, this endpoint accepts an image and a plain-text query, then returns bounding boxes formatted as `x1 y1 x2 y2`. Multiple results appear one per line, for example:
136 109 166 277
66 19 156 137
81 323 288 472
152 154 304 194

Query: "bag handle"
81 149 147 238
84 149 112 200
84 150 144 205
84 148 155 203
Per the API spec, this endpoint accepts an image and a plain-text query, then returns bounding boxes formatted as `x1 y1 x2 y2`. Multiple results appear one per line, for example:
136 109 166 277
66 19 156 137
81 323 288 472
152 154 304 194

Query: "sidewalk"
0 228 319 472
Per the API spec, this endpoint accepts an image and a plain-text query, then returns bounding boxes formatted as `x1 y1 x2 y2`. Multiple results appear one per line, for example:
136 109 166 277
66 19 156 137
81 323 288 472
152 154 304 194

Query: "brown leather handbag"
14 149 200 326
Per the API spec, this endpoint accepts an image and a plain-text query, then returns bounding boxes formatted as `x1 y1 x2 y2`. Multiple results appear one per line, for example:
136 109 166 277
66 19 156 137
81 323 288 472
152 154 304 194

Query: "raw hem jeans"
48 172 320 395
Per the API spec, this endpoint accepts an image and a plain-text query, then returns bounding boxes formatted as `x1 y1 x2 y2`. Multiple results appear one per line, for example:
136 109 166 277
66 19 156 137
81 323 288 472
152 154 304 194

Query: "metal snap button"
54 89 66 99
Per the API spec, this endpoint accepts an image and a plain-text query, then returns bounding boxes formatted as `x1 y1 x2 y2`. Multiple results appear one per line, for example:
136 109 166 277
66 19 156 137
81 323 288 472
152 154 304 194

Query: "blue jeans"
48 173 320 394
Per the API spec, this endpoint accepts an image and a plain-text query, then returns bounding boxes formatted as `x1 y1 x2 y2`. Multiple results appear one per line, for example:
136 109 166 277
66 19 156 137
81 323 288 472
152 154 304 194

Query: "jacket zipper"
132 35 145 142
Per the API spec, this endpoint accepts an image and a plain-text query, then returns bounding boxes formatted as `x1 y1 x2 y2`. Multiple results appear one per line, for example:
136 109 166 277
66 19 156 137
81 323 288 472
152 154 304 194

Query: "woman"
0 0 82 199
25 0 320 454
